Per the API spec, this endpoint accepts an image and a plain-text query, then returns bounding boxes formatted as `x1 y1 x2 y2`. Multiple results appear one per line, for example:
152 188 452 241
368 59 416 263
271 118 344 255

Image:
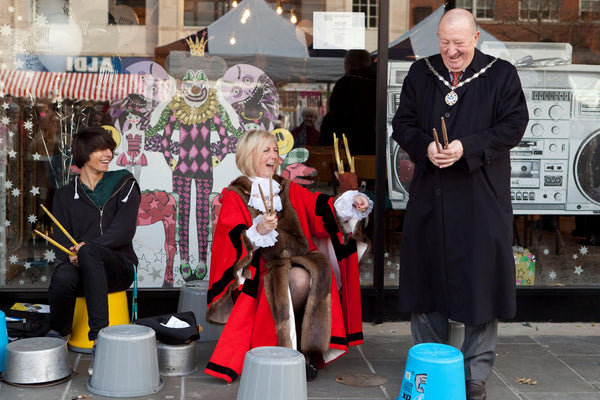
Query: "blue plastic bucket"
396 343 466 400
0 310 8 373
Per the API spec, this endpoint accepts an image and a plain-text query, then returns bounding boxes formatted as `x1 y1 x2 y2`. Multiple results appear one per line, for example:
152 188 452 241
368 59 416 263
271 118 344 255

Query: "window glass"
0 0 382 289
387 4 600 289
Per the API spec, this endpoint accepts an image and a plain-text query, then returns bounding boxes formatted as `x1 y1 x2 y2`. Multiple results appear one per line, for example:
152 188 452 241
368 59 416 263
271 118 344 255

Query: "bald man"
392 9 529 400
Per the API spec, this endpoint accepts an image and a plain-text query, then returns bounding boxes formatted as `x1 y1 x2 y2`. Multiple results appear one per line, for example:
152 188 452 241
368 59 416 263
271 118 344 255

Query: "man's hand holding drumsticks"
428 117 464 168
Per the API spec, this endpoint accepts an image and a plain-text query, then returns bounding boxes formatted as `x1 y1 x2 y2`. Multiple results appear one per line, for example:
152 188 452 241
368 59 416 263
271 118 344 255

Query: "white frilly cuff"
334 190 374 222
246 214 279 248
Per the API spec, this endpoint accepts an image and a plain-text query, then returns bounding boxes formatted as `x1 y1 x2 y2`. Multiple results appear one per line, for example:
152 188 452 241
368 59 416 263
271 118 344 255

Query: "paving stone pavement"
1 322 599 400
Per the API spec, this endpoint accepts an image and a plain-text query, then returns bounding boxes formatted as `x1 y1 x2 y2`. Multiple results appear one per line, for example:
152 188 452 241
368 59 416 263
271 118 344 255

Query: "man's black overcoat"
392 48 529 325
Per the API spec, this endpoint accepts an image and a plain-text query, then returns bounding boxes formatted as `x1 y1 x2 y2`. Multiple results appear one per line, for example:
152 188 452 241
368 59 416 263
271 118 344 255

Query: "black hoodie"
51 171 141 267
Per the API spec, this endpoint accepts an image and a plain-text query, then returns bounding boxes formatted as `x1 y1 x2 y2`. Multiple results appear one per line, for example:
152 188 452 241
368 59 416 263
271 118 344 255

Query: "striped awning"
0 70 172 101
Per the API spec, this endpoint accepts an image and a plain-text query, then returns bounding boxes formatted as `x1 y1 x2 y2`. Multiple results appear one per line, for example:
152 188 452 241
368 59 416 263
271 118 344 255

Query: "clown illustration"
115 111 147 180
220 64 279 132
146 50 242 281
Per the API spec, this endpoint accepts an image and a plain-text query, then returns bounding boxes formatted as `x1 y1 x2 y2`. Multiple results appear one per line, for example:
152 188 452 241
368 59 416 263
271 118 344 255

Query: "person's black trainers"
88 344 96 376
306 363 318 381
45 329 64 340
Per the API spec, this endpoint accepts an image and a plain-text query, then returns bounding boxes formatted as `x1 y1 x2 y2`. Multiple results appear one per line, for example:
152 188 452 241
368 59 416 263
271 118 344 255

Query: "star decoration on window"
23 120 33 131
27 214 37 224
0 24 12 36
33 13 48 26
364 271 372 280
4 220 10 227
548 271 557 280
14 58 24 70
573 254 578 260
1 116 9 125
579 246 589 256
574 265 584 275
8 6 15 13
32 152 41 161
24 262 31 270
40 275 48 283
44 249 56 263
30 186 40 195
8 149 16 158
1 102 9 110
388 272 396 280
9 254 18 264
19 280 24 286
384 252 390 258
8 130 15 137
11 188 20 197
4 180 13 189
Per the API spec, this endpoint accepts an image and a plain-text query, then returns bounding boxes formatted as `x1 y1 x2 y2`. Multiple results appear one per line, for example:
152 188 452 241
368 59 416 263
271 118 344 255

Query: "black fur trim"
315 194 356 260
205 361 239 382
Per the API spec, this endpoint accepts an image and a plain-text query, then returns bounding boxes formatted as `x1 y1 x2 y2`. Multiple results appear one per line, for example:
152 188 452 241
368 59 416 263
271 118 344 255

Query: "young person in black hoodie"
46 126 140 374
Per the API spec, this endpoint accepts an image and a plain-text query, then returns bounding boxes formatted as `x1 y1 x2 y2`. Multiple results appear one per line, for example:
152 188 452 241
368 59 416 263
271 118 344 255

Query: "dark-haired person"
46 127 140 375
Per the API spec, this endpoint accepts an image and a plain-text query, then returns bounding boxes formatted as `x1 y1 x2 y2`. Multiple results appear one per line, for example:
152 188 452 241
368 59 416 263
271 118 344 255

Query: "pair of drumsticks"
257 158 278 216
432 117 450 152
35 205 78 257
333 133 355 174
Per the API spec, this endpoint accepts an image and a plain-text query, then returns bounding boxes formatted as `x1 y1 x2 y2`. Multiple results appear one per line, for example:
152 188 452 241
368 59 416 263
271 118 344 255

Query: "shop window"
456 0 496 20
352 0 378 29
519 0 560 21
580 0 600 21
184 0 231 27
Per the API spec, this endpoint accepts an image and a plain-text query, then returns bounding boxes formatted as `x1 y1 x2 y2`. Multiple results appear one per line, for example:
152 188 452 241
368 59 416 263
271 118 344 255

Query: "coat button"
444 112 450 118
435 189 442 196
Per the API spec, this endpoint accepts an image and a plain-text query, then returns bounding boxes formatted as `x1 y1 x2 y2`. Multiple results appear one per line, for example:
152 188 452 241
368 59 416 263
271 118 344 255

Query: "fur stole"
228 176 332 354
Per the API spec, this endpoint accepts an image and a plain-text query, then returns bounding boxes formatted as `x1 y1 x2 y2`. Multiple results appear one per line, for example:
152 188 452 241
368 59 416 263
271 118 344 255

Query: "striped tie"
451 71 461 86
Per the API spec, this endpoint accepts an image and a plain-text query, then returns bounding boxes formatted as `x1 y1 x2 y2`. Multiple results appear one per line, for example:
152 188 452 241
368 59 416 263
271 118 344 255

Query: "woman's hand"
353 194 370 213
68 241 86 267
256 213 278 235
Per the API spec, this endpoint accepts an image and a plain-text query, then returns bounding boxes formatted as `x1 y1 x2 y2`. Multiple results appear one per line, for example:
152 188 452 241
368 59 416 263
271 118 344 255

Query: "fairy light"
230 36 236 45
231 0 238 7
276 0 283 14
241 9 251 24
290 10 297 24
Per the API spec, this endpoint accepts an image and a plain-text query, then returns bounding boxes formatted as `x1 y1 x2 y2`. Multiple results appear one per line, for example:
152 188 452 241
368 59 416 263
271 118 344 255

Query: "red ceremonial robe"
204 176 363 383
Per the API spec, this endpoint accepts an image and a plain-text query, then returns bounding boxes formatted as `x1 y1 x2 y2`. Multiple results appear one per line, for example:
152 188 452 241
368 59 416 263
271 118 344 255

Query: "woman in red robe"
204 129 372 383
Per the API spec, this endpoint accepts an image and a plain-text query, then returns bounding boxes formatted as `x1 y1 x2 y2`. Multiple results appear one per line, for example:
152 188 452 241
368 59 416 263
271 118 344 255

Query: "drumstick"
41 204 78 246
269 173 274 215
441 117 449 149
257 184 271 215
432 128 442 153
342 133 355 172
34 230 76 257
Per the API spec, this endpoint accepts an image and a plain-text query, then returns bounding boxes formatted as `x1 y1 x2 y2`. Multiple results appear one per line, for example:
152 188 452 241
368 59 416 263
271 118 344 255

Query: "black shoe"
45 329 65 340
306 363 318 381
466 380 487 400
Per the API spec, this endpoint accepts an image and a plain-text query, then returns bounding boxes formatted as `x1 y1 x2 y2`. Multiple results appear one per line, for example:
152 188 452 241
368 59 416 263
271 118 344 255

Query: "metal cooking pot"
3 337 72 385
157 341 197 376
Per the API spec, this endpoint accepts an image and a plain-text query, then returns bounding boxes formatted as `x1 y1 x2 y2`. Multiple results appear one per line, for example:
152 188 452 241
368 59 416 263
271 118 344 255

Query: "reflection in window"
456 0 496 19
519 0 560 21
110 0 146 25
184 0 231 26
352 0 378 28
581 0 600 21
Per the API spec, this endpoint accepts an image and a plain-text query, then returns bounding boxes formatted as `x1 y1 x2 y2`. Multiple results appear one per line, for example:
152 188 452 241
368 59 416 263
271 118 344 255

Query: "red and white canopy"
0 70 172 101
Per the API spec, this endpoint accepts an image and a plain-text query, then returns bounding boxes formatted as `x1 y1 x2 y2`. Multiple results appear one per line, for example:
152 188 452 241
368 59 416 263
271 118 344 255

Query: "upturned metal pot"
157 341 197 376
3 337 71 385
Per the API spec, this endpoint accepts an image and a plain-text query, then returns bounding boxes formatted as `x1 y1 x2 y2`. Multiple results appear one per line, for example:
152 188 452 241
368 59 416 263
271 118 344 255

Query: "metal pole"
373 0 390 324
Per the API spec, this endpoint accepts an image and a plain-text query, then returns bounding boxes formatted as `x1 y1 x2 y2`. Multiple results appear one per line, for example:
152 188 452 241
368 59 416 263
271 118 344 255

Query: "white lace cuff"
246 215 278 248
334 190 374 222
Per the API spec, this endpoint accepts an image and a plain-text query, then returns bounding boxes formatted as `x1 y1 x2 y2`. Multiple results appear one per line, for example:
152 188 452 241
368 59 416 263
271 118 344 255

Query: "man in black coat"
392 9 529 400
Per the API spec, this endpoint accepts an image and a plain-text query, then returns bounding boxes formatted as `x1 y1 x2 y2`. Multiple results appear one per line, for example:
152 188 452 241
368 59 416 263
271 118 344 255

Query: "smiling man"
392 8 529 400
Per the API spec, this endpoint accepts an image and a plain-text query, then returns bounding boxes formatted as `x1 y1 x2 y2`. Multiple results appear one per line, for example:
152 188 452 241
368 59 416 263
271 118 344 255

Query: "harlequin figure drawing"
221 64 279 132
116 112 147 180
146 66 242 281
